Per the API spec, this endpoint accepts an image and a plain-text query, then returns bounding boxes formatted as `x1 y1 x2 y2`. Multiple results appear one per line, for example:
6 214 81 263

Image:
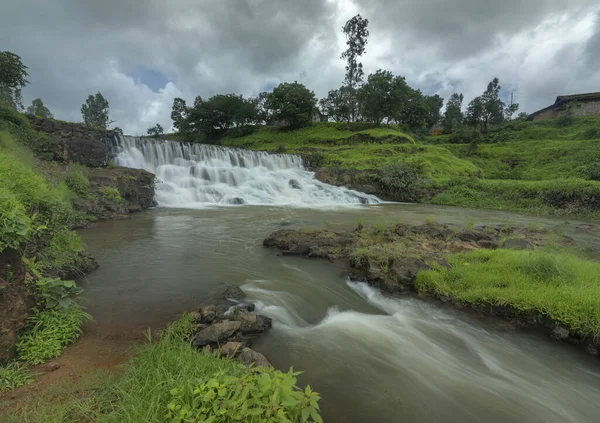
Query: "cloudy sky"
3 0 599 134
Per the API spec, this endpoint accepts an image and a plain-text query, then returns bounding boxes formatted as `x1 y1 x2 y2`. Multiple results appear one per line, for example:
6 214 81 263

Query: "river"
79 204 600 423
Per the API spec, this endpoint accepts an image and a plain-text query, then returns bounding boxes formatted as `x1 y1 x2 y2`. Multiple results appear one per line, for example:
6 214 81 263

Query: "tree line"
1 16 523 141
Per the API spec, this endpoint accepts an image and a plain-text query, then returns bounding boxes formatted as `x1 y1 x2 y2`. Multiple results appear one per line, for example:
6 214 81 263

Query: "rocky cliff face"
314 167 395 201
27 116 112 167
27 116 156 219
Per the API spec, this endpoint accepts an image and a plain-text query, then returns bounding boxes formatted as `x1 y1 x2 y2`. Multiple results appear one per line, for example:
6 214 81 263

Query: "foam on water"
111 135 380 208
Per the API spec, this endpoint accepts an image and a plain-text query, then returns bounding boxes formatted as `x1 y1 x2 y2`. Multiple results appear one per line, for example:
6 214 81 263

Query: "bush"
0 361 33 392
336 122 378 132
64 163 92 198
448 128 484 145
579 163 600 181
0 188 32 252
583 127 599 139
17 306 92 364
100 185 122 203
381 161 427 202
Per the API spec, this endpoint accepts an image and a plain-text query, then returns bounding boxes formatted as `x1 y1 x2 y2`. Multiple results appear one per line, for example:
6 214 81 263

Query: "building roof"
528 92 600 120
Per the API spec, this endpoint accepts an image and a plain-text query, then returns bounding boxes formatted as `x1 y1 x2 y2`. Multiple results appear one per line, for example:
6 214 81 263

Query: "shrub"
17 306 92 364
381 161 427 202
578 163 600 181
448 128 483 145
64 163 92 198
336 122 377 132
100 185 122 203
0 361 33 392
167 367 322 423
35 277 83 310
582 128 599 139
0 188 32 252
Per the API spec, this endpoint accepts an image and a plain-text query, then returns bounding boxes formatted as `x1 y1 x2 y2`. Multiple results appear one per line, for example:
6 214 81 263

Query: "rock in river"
193 321 241 347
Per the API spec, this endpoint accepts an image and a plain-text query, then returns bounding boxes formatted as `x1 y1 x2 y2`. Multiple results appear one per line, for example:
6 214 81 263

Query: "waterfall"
110 136 381 208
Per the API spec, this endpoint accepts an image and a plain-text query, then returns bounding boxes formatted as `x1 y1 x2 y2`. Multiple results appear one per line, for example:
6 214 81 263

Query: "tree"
265 82 316 128
400 88 430 130
112 127 124 136
442 93 464 133
515 111 529 122
319 87 351 122
358 70 408 125
504 103 520 120
26 98 53 118
171 97 189 132
147 123 164 138
424 94 444 129
466 78 505 132
81 92 110 128
341 15 369 122
0 51 29 110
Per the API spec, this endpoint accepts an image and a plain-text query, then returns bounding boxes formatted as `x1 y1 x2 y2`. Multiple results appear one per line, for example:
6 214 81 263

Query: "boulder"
367 259 386 282
289 179 301 189
454 241 480 253
502 239 534 250
192 321 242 347
455 230 494 243
229 310 273 334
410 224 453 240
222 285 246 301
199 305 218 323
551 326 570 341
237 348 272 368
390 257 431 286
220 342 244 358
477 240 499 250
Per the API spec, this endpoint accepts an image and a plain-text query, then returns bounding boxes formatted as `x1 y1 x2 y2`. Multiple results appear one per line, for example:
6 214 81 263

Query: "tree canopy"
442 93 464 134
341 14 369 122
26 98 53 119
147 123 164 138
265 82 316 128
0 51 29 110
81 92 110 128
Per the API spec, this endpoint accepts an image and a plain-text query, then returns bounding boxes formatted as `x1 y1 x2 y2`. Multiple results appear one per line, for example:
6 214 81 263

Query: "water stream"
80 205 600 423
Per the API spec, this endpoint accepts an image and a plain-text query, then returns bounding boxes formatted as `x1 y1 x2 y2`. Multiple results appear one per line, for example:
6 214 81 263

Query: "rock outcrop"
27 116 112 167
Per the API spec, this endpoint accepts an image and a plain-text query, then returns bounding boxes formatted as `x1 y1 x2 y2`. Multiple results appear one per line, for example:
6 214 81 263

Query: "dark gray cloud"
1 0 599 133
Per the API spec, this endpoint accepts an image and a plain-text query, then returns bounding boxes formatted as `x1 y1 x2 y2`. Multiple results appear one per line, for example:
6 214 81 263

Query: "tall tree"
171 97 189 132
81 92 110 128
26 98 53 118
424 94 444 129
0 51 29 110
466 78 506 132
341 14 369 122
320 87 351 122
358 70 408 125
147 123 164 138
442 93 464 133
265 82 316 128
400 88 430 130
504 102 520 120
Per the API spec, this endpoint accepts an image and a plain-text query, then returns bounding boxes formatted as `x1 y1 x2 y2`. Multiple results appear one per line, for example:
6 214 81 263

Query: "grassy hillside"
219 119 600 217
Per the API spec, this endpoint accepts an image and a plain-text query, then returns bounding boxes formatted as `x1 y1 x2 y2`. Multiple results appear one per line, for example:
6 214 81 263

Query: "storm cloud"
2 0 599 134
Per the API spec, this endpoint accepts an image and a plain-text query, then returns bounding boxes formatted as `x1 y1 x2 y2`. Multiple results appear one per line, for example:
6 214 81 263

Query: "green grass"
0 362 33 392
5 315 322 423
416 249 600 337
431 178 600 216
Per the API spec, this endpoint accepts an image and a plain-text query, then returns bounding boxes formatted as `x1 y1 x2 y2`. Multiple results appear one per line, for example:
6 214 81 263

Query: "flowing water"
80 205 600 423
111 136 379 207
79 141 600 422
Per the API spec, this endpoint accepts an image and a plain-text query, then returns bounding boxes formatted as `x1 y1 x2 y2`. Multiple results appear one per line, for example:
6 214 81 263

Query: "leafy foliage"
147 123 164 138
442 93 464 134
35 277 83 310
26 98 53 118
265 82 317 128
341 14 369 122
17 305 91 365
81 92 110 128
100 185 122 203
381 162 427 202
0 51 29 110
64 162 92 198
318 87 351 123
167 367 322 423
0 361 34 392
357 70 407 125
0 187 32 252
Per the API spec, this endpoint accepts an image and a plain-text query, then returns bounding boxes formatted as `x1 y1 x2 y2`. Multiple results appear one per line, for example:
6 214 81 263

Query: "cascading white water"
111 136 380 208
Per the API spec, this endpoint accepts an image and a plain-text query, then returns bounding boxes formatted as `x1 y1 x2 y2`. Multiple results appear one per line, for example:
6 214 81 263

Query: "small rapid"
110 136 380 208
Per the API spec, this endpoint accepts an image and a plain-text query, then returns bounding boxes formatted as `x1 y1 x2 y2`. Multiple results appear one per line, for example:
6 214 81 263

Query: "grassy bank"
4 315 322 423
417 249 600 337
218 119 600 217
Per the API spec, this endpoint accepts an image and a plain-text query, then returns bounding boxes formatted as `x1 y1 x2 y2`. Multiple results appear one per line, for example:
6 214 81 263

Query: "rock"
237 348 273 368
551 326 570 341
192 321 242 347
454 241 480 253
199 305 218 324
232 197 245 205
42 362 62 372
220 342 244 358
477 240 499 249
585 343 600 357
390 257 431 286
222 285 246 301
410 224 453 240
263 229 354 258
229 310 273 334
502 239 534 250
189 311 203 322
455 230 494 243
289 179 301 189
367 259 386 281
